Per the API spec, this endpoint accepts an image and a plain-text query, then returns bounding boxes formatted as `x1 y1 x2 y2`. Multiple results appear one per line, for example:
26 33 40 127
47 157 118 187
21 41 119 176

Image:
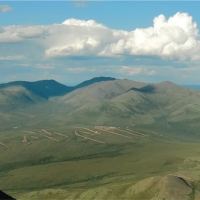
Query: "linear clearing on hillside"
0 141 9 149
75 131 105 144
79 131 94 136
115 128 144 137
43 135 59 142
42 129 51 135
31 136 39 139
95 127 132 139
126 128 148 137
23 131 37 134
74 127 100 134
54 132 68 138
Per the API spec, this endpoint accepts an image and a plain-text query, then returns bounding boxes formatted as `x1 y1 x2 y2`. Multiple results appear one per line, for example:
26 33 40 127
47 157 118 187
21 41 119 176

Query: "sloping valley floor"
1 124 200 199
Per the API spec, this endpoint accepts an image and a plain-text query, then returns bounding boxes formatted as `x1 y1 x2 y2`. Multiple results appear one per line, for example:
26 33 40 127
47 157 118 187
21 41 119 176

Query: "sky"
1 1 200 85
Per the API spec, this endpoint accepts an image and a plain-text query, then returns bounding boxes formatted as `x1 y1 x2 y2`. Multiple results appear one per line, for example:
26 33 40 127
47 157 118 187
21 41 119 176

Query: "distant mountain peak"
74 76 116 89
0 80 73 99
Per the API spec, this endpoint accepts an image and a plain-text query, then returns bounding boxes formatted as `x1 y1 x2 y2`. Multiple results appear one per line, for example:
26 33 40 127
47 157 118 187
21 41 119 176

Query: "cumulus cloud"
62 18 106 28
0 26 49 42
0 5 12 13
1 12 200 62
99 12 200 60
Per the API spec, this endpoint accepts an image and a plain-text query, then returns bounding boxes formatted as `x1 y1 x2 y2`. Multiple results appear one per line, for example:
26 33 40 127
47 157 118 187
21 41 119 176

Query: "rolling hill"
1 77 200 131
1 77 200 199
0 85 45 111
56 79 200 127
0 80 73 99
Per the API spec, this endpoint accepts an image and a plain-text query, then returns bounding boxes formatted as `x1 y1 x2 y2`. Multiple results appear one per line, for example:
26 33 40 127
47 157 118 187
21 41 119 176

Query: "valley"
1 77 200 199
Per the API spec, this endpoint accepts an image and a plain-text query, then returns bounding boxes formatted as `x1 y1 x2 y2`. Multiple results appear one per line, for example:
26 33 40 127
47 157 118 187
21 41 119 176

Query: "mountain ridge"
1 77 200 128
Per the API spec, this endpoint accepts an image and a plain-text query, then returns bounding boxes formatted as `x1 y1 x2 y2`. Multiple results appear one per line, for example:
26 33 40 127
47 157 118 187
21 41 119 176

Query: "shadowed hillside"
0 80 73 99
0 85 45 111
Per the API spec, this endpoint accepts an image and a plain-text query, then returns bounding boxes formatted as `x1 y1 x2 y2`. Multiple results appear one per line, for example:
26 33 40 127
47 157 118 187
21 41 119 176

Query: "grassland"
2 78 200 199
1 123 200 199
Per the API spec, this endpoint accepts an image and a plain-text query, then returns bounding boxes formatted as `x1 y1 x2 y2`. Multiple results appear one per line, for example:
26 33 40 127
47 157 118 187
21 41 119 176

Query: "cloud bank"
0 12 199 61
1 12 200 84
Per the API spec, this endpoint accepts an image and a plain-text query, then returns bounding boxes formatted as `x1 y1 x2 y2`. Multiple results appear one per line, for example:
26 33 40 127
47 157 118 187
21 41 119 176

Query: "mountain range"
1 77 200 132
2 77 200 199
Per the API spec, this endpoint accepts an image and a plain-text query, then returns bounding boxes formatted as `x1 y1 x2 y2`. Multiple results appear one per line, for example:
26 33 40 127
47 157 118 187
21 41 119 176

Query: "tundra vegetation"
1 77 200 199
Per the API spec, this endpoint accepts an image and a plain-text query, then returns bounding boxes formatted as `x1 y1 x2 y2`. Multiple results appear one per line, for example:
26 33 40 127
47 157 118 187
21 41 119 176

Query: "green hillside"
1 77 200 199
0 85 45 111
56 79 200 128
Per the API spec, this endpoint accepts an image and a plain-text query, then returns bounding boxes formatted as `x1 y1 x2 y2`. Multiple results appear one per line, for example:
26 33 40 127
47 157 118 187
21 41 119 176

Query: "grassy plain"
1 123 200 199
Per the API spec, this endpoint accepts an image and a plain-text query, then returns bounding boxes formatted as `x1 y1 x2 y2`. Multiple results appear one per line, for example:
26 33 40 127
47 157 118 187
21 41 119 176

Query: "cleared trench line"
115 128 144 137
0 141 9 149
42 129 51 135
54 132 68 138
75 131 105 144
23 131 37 134
80 131 94 136
31 136 39 139
126 128 148 137
43 135 59 142
74 127 100 134
95 127 131 139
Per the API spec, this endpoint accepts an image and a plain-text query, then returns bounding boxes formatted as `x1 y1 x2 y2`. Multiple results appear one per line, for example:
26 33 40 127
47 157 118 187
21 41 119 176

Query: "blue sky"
1 1 200 85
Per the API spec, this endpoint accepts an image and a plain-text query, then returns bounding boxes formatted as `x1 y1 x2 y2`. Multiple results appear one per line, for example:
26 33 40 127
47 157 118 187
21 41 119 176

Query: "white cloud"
62 18 106 28
119 66 143 76
0 26 49 42
36 63 54 69
146 70 156 76
66 67 96 73
0 55 23 60
118 66 157 76
46 37 100 57
0 5 12 13
1 12 200 62
99 12 200 61
66 67 86 72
